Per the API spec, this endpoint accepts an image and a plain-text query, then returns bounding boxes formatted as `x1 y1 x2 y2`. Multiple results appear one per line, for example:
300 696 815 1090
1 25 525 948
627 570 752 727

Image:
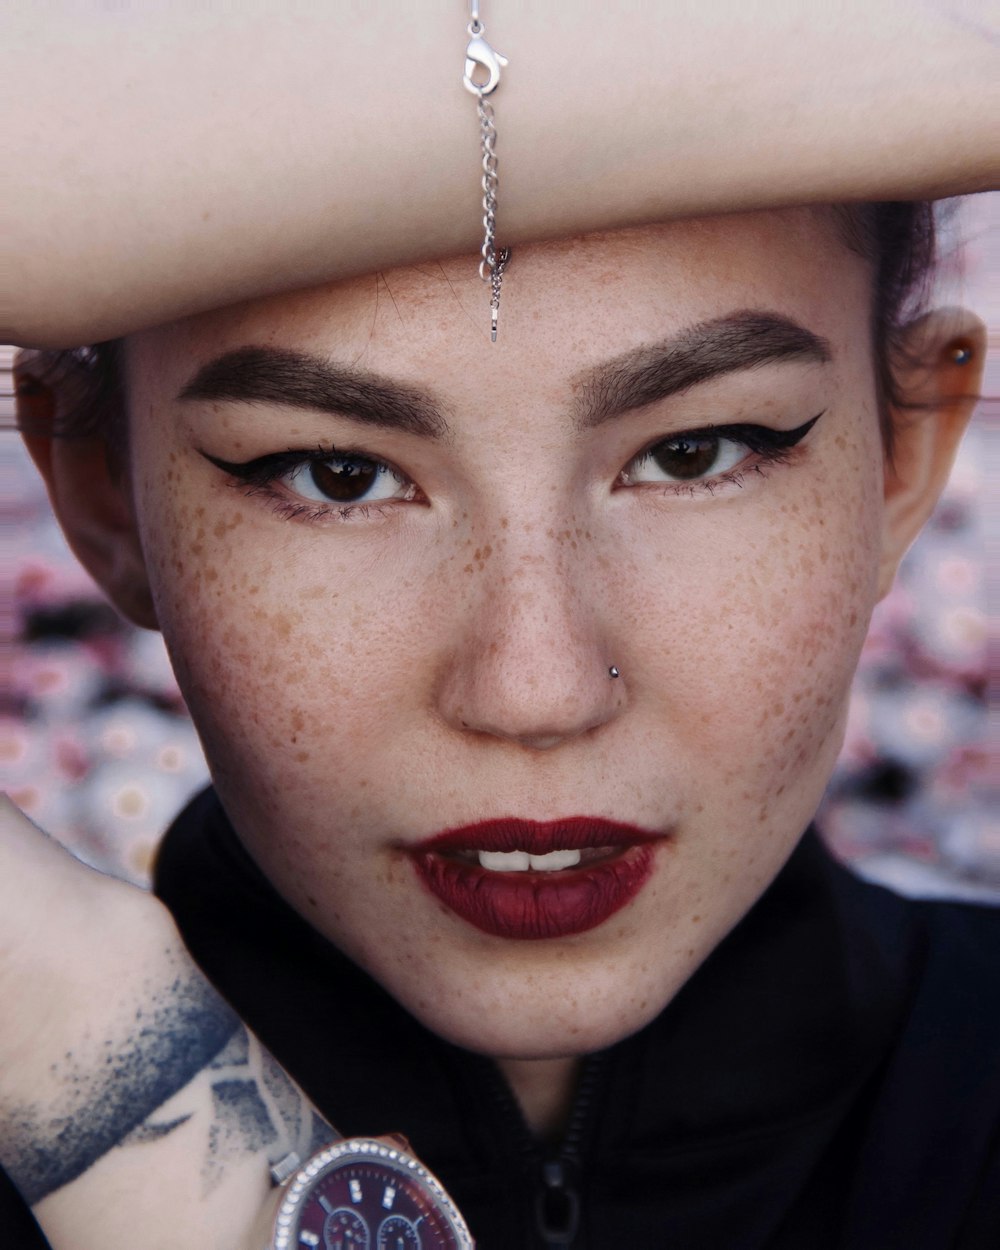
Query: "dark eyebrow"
574 311 832 428
177 345 448 438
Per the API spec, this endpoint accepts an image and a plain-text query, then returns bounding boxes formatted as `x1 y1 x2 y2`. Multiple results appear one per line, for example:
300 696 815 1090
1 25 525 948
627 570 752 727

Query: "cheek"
133 469 419 821
627 435 883 818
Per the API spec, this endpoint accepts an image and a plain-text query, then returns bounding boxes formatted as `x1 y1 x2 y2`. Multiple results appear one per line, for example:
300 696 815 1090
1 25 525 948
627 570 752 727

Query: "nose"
437 544 623 751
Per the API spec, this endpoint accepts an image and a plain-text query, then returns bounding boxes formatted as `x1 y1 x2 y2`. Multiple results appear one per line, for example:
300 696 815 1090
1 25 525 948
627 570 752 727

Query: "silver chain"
490 244 510 342
477 96 510 340
463 4 509 341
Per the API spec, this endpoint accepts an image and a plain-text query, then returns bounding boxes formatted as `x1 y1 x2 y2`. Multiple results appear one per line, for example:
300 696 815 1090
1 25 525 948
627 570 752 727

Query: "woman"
4 6 999 1249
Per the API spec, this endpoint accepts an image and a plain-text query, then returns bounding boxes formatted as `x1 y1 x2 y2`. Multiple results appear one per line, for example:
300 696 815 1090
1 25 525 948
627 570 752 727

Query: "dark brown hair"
24 202 942 463
833 200 941 460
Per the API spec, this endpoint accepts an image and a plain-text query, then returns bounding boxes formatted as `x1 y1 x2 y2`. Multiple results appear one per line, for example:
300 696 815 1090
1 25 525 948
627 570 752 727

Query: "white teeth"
529 848 582 871
477 848 582 872
478 850 531 872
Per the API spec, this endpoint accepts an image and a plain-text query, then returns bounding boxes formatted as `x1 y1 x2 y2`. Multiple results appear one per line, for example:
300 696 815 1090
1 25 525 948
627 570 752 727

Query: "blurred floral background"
3 195 997 900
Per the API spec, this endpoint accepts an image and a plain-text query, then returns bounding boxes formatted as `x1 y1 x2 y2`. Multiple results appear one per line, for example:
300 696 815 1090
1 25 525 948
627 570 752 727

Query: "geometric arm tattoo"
0 946 335 1208
200 1027 336 1196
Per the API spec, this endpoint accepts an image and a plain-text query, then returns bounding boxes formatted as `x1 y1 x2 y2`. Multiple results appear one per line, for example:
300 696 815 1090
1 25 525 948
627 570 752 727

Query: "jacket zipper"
535 1053 606 1248
480 1052 609 1249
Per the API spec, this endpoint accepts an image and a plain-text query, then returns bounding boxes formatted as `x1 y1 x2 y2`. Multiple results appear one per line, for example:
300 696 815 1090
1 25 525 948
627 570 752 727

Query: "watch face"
273 1138 474 1250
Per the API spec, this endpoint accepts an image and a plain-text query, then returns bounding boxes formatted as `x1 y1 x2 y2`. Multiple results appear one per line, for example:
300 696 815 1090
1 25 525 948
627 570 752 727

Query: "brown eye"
650 436 724 480
628 432 745 484
622 414 824 492
308 458 379 502
282 454 412 507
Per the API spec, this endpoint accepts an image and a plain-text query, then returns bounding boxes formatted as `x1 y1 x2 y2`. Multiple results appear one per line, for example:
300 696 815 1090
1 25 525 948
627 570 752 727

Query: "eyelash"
201 412 824 521
620 413 824 497
202 446 413 523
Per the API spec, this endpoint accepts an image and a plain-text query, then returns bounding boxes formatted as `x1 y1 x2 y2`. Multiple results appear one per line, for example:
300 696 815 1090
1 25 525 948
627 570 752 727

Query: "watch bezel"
271 1136 475 1249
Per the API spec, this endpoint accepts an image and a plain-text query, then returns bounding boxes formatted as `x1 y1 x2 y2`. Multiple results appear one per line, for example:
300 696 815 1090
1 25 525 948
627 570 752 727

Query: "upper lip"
414 817 665 855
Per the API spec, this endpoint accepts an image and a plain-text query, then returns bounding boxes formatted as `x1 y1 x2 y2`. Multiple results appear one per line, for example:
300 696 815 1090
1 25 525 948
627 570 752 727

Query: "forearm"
0 799 333 1249
4 0 997 347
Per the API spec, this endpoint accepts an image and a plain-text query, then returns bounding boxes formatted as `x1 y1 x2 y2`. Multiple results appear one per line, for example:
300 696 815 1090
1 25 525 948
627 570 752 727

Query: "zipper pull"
535 1158 580 1247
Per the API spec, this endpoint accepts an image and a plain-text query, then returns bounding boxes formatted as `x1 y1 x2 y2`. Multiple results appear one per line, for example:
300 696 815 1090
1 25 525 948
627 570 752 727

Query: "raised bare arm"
4 1 998 347
0 797 334 1250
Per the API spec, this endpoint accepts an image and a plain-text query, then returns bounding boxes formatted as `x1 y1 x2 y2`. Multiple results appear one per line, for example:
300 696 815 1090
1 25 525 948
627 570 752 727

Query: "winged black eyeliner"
200 447 382 484
655 411 825 450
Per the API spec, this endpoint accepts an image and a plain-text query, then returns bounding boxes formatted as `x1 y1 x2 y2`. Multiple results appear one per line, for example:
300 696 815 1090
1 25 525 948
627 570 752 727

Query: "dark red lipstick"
410 817 664 940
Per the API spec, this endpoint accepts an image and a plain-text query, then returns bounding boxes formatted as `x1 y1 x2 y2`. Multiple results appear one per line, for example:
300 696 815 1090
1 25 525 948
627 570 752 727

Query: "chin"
419 990 672 1060
369 938 705 1060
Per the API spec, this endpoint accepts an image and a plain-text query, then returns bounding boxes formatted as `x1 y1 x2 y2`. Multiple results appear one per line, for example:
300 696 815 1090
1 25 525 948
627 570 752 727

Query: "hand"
0 797 334 1250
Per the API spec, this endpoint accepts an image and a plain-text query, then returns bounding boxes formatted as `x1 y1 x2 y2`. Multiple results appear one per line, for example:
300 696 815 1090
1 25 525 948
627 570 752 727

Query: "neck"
495 1055 581 1141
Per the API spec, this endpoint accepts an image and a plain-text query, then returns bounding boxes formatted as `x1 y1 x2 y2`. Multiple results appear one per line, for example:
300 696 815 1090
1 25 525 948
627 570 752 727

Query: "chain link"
477 96 499 281
477 96 509 339
489 247 509 341
464 7 509 341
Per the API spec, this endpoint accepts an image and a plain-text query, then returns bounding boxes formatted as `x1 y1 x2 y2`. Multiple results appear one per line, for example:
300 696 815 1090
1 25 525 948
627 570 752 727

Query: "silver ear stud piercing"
608 666 620 680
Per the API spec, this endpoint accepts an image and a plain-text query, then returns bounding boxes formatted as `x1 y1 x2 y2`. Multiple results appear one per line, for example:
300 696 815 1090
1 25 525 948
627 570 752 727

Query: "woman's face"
125 210 884 1058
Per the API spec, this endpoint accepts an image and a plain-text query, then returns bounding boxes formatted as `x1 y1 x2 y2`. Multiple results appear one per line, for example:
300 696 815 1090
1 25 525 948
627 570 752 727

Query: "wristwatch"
259 1133 476 1249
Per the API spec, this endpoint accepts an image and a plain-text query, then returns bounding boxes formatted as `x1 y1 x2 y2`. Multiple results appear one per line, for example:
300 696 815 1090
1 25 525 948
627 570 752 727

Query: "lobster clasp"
463 30 508 96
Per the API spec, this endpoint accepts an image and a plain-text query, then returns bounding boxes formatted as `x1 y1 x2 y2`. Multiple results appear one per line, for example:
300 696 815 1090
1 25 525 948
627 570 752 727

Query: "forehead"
129 207 869 397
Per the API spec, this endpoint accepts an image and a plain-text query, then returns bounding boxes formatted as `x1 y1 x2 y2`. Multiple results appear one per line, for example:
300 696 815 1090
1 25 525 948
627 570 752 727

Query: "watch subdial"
377 1214 422 1249
324 1207 371 1250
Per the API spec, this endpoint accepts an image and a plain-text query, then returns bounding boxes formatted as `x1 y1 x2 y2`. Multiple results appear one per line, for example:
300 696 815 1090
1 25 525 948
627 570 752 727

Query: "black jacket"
4 788 999 1248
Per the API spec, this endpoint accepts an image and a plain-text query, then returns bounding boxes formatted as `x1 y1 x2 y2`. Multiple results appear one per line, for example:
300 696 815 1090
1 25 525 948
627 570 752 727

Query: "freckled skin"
124 210 885 1063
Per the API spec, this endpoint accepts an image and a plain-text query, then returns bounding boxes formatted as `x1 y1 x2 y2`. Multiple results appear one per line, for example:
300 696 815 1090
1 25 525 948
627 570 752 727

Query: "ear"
15 349 159 630
876 307 986 602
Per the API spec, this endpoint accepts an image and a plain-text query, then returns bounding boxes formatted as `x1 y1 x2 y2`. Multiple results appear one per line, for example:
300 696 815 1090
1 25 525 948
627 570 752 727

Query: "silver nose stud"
608 666 620 680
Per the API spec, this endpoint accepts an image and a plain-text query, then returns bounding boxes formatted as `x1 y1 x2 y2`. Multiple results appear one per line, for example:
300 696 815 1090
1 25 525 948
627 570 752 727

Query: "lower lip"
411 845 657 940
